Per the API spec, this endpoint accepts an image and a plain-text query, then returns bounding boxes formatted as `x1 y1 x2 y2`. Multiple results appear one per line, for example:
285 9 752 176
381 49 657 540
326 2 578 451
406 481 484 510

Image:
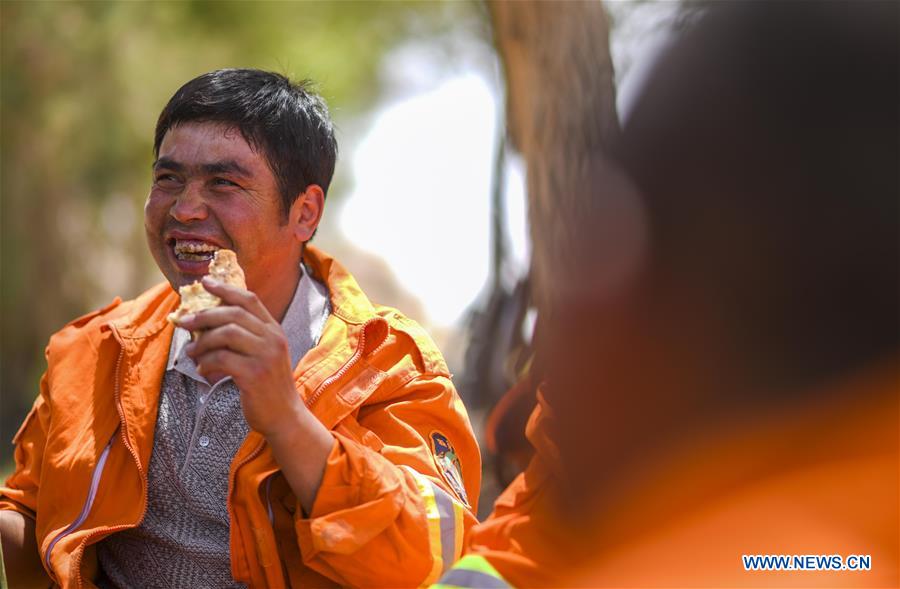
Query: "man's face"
145 122 301 307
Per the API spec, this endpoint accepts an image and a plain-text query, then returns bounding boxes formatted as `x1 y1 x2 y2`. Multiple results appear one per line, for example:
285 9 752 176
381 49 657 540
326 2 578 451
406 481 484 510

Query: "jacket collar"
303 245 379 325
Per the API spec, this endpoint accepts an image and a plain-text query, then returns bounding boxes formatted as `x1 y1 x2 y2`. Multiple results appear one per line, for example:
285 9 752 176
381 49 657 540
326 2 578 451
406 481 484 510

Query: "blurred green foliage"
0 0 486 464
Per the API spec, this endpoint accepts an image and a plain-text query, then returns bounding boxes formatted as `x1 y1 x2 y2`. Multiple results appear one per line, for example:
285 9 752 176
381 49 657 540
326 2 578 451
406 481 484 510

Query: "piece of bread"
167 249 246 326
205 249 246 289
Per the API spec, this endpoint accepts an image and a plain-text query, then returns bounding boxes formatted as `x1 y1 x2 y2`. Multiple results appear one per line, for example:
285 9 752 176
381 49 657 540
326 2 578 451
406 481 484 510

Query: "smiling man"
0 69 480 588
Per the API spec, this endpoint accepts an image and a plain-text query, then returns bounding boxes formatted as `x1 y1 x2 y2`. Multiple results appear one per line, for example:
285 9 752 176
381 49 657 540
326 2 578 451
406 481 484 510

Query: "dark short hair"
154 69 337 215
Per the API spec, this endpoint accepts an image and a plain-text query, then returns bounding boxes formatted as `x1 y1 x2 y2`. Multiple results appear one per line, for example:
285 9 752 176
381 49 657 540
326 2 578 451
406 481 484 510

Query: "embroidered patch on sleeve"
430 431 469 506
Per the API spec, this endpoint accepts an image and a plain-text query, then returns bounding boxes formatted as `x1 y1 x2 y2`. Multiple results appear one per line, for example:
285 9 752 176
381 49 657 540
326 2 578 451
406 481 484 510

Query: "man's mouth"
170 239 220 262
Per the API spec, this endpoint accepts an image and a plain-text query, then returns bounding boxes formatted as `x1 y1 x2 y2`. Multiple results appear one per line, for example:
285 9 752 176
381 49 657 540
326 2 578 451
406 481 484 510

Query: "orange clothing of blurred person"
437 1 898 587
0 69 480 589
457 366 898 588
568 365 898 588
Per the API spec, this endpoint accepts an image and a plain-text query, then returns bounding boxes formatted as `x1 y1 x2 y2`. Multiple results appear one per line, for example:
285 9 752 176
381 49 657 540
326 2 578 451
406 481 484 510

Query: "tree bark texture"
489 0 620 310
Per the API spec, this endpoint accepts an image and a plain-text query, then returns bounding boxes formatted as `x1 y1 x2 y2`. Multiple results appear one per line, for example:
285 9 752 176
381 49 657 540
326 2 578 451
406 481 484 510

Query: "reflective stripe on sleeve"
403 466 466 585
453 498 465 563
431 554 512 588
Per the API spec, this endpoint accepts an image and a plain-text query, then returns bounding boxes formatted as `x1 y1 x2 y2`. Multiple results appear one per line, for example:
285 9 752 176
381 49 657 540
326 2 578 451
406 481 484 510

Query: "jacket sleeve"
0 372 50 518
293 373 482 587
437 387 567 589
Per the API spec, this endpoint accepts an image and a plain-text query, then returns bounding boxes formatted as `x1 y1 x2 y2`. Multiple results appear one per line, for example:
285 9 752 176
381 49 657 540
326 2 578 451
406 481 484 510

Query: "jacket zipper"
306 318 386 408
42 340 125 585
70 326 150 589
226 435 266 583
43 434 115 573
265 475 275 525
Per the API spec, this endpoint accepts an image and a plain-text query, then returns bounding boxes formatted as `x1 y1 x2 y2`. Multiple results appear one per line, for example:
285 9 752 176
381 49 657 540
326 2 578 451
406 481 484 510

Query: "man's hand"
181 277 300 436
178 277 334 513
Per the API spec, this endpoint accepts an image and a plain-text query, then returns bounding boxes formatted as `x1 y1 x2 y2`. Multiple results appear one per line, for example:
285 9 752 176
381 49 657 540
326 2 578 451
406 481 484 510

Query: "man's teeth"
177 252 214 261
174 242 219 260
175 242 219 253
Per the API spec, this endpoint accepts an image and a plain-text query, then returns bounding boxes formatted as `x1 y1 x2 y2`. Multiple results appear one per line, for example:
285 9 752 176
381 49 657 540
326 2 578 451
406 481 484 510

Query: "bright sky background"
341 67 528 328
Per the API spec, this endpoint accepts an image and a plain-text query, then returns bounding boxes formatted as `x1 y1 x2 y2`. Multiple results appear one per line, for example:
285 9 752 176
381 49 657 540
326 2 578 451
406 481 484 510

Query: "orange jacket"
462 366 898 588
1 246 481 588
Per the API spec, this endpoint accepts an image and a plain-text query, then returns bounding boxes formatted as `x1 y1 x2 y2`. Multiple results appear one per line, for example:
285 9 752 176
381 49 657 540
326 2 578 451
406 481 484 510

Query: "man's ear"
288 184 325 243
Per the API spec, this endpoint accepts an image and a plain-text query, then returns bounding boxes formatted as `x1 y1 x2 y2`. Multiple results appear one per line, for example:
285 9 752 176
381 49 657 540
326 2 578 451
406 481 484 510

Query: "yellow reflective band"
405 466 444 586
452 500 464 562
404 465 471 586
431 554 512 589
451 554 506 576
419 476 444 584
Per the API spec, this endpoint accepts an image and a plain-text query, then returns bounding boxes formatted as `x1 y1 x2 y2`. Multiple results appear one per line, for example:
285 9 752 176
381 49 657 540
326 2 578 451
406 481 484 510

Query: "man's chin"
173 256 215 277
163 269 208 291
163 261 214 288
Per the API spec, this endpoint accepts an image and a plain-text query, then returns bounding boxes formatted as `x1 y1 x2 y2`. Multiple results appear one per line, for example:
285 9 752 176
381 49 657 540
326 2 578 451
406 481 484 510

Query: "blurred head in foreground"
440 3 896 586
545 0 898 541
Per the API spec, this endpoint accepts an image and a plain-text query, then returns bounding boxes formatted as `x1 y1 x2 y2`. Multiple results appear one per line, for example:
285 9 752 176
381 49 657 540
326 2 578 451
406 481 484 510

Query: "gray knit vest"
97 372 249 588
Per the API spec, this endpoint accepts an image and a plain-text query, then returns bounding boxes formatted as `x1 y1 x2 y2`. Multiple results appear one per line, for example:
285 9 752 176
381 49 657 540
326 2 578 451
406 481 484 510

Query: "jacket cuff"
294 431 406 557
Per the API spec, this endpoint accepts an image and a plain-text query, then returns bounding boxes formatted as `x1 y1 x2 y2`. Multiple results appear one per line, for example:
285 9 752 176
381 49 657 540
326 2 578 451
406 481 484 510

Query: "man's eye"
154 174 181 186
213 178 239 188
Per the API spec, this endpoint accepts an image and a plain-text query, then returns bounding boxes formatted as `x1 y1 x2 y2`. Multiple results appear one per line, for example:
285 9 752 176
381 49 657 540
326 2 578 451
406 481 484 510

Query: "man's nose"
169 181 208 223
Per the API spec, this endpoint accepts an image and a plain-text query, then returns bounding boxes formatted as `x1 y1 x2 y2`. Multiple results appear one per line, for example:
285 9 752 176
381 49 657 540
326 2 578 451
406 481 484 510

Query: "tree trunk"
488 0 620 310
